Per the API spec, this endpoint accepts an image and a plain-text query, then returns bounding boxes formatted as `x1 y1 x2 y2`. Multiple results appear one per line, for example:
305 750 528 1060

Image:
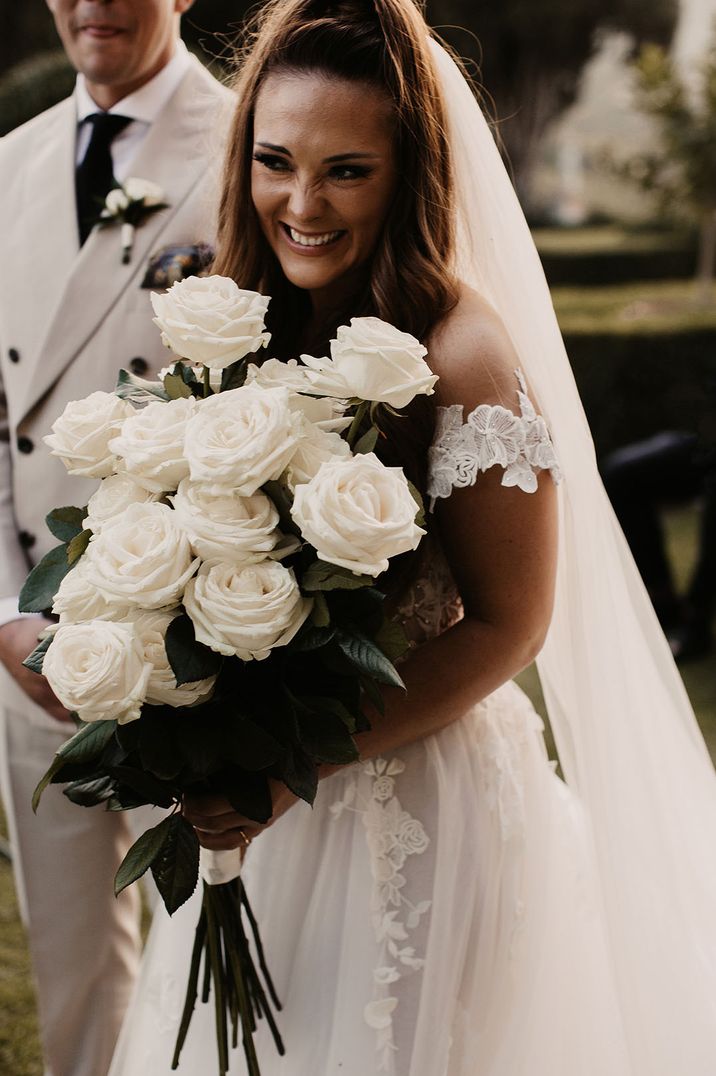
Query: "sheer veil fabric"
429 39 716 1069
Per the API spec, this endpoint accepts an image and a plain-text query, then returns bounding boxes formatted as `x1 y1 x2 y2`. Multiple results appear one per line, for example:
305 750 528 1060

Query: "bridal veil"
429 37 716 1069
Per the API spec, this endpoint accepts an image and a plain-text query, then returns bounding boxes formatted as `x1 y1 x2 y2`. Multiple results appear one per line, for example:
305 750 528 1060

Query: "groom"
0 2 232 1073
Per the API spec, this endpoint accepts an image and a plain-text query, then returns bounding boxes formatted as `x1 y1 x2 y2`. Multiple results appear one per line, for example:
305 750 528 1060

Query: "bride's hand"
182 779 299 851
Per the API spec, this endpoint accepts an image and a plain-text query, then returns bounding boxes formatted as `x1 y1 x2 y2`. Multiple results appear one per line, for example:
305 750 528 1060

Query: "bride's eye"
329 164 373 181
253 152 291 172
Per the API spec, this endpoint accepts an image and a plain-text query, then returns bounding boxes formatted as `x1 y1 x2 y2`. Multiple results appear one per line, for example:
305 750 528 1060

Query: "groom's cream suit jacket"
0 55 232 601
0 54 233 1076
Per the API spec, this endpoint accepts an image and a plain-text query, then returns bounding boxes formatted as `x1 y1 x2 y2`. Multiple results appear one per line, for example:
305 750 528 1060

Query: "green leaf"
407 480 426 529
63 775 116 807
280 744 319 805
138 710 186 780
359 674 385 716
114 814 175 897
311 592 330 628
19 544 74 612
262 479 301 536
150 815 200 914
297 710 359 764
32 755 67 812
302 559 374 592
335 630 405 689
374 619 411 664
220 358 248 392
290 625 335 651
22 633 53 675
223 770 274 823
109 765 175 808
57 719 117 765
45 506 87 544
223 719 282 771
353 426 379 455
164 371 194 400
165 615 222 686
33 719 117 809
115 368 169 404
67 528 91 566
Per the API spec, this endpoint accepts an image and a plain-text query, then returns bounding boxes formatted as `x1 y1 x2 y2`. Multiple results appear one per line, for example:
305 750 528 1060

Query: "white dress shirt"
0 44 192 630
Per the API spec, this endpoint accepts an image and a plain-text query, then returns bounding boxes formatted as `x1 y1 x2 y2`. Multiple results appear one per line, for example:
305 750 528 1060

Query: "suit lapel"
18 60 225 422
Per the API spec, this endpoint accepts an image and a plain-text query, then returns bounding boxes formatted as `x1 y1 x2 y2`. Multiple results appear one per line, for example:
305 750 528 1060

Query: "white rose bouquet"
21 275 435 1076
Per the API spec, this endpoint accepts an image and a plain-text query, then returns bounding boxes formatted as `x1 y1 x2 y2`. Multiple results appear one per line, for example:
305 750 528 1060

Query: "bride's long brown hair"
213 0 460 500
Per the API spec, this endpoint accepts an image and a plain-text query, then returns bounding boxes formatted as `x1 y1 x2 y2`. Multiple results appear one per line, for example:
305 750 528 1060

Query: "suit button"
130 356 148 375
8 348 19 363
18 530 36 549
17 435 34 454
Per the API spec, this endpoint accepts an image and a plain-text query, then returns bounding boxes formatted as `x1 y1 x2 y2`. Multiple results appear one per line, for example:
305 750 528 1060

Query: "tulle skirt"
109 681 633 1075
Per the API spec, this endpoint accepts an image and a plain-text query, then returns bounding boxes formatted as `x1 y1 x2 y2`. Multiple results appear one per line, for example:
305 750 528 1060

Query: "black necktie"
75 113 132 245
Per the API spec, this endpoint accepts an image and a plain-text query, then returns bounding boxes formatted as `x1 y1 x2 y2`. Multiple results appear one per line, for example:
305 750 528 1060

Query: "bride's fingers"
183 806 247 833
194 826 260 851
182 792 234 818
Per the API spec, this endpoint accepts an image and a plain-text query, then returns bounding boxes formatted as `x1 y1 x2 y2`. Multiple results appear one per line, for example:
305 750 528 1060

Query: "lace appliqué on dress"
330 758 431 1072
427 369 562 507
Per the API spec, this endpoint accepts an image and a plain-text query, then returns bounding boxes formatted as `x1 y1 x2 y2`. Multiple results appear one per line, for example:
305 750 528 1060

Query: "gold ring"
238 829 252 847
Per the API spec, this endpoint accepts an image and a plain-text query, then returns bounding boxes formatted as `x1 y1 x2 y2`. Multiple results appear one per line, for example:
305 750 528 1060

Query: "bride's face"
251 71 398 306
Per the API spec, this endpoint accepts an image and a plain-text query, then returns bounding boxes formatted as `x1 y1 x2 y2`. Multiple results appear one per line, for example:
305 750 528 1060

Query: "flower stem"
346 400 369 448
203 365 211 398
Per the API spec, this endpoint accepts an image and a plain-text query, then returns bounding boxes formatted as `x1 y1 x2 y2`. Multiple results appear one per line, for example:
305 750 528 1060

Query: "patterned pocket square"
140 242 215 288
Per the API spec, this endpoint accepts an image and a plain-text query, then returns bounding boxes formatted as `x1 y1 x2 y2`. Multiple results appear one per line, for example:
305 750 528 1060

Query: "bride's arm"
185 297 559 847
340 295 559 758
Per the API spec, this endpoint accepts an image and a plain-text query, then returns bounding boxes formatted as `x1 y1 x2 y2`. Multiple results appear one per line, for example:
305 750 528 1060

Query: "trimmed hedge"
542 246 697 286
0 50 74 135
566 329 716 457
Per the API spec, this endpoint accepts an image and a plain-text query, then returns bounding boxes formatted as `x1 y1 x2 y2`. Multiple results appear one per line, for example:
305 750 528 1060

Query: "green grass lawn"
1 503 714 1074
551 278 716 335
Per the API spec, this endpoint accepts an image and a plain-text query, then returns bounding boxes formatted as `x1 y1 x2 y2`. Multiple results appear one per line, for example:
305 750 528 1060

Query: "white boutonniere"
100 177 168 264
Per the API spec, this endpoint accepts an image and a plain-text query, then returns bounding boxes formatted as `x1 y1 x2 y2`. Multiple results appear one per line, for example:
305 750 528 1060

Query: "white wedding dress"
109 384 635 1076
109 36 716 1076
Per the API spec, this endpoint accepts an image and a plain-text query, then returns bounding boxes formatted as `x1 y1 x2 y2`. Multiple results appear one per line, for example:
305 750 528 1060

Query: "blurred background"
1 2 715 1071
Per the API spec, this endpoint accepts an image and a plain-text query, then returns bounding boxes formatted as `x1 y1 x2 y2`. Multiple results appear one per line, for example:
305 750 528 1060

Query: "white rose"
52 557 126 624
184 385 302 495
83 502 199 609
84 472 163 534
121 608 216 708
171 479 295 564
104 187 130 215
246 359 350 431
301 317 437 408
150 276 271 370
287 391 350 432
44 391 134 478
291 453 425 577
245 356 317 394
43 622 152 724
285 417 351 489
184 560 313 660
123 177 164 206
109 396 196 493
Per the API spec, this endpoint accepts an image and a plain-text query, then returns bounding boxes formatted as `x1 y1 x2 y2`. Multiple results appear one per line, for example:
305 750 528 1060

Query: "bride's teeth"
288 227 341 247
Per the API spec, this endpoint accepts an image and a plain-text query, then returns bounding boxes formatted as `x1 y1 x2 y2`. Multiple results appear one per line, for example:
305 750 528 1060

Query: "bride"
110 1 716 1073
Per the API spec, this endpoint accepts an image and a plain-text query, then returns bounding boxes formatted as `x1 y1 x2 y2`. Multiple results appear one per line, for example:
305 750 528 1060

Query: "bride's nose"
286 178 326 221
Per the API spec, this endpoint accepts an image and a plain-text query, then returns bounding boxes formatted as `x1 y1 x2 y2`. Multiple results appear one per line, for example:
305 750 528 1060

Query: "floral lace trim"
330 757 431 1073
426 369 562 507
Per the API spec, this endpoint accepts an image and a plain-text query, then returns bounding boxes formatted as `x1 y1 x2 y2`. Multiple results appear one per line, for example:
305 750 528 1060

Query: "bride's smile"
251 71 398 310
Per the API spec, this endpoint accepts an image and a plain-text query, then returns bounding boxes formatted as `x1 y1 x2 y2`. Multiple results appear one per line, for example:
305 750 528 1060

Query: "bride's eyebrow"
255 142 379 163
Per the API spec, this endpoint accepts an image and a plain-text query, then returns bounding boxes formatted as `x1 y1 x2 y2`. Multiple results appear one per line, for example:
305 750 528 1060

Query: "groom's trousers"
0 668 142 1076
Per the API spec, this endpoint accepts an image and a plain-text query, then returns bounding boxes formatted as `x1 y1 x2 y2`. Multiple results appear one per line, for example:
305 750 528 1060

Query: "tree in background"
427 0 677 195
620 36 716 300
2 0 678 195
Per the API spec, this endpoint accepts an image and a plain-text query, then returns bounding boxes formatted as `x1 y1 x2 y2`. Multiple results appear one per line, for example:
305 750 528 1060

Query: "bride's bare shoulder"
427 284 520 410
